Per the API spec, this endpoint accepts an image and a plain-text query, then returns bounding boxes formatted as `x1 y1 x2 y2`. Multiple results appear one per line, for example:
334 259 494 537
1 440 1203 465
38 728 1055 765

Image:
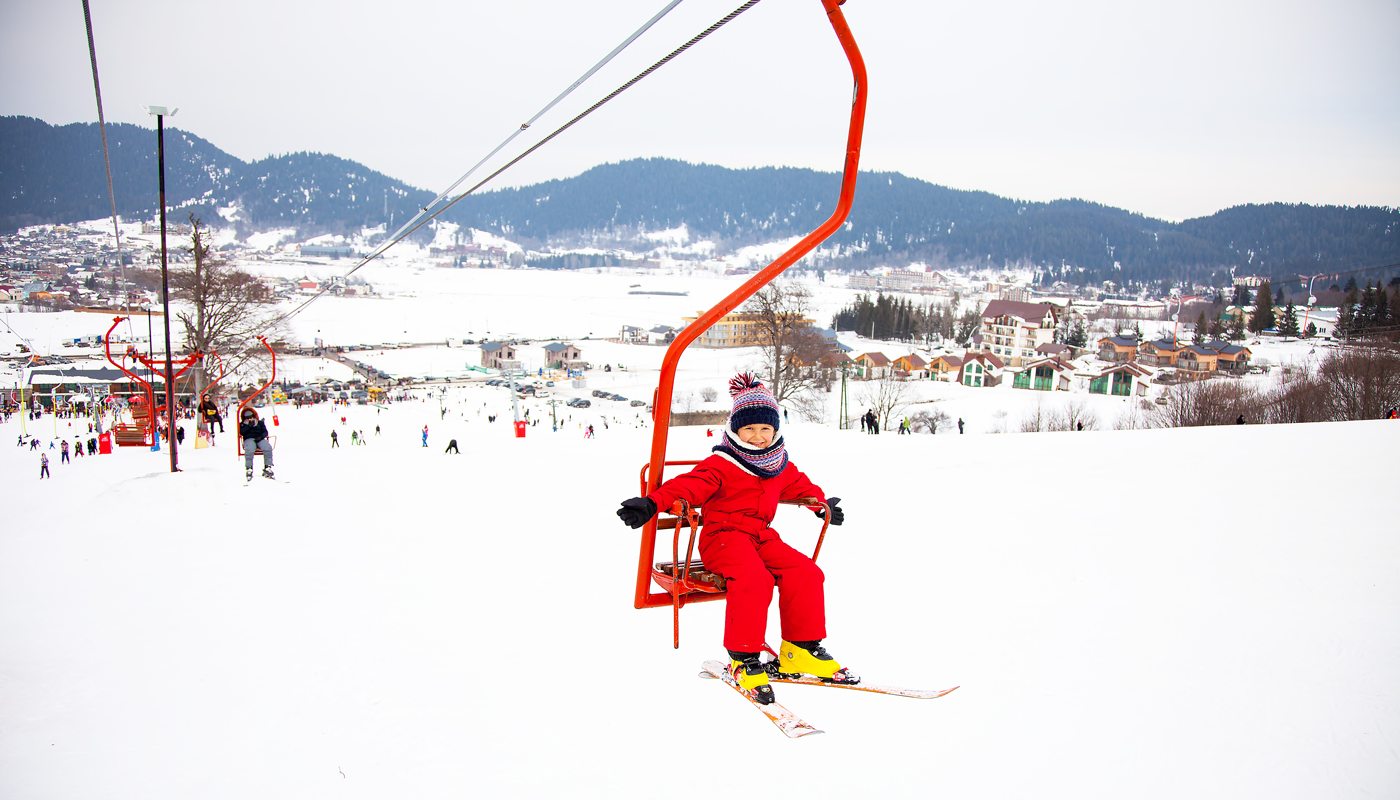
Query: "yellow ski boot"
777 640 858 684
727 653 776 705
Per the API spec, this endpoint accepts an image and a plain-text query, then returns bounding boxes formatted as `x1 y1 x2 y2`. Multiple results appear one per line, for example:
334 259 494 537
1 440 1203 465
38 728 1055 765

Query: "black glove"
617 497 658 529
816 497 844 526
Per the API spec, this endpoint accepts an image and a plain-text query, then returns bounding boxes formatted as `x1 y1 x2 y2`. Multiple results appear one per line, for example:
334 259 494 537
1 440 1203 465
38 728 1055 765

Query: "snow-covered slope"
1 390 1396 799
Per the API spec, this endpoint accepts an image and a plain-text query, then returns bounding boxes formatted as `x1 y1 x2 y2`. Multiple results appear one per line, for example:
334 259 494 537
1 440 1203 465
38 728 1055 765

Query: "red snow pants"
698 525 825 653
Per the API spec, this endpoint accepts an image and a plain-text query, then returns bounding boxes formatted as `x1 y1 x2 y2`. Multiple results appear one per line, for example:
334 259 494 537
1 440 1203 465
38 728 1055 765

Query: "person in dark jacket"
200 397 223 432
239 407 274 479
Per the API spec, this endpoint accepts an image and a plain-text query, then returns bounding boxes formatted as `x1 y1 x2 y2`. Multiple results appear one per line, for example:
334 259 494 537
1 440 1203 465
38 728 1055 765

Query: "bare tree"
173 215 285 413
699 386 719 403
910 405 952 434
1315 345 1400 421
1049 397 1098 431
741 281 830 404
857 373 913 430
1019 399 1050 432
790 388 828 424
1150 379 1266 427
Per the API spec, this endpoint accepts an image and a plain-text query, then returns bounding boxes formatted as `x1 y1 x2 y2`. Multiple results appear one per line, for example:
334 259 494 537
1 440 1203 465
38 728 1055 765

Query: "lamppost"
144 104 180 473
1300 274 1322 340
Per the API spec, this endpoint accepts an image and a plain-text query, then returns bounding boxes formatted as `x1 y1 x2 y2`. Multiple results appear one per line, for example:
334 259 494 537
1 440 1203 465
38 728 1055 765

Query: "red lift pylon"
236 336 278 457
633 0 867 647
103 315 201 447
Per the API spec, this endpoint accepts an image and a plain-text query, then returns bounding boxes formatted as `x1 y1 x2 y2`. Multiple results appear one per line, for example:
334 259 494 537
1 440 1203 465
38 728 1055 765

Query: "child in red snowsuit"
617 374 847 704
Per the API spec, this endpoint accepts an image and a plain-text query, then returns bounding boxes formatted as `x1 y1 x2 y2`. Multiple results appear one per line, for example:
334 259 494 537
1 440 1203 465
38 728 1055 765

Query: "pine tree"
1357 283 1376 335
1335 293 1357 341
1192 310 1207 344
1279 301 1299 338
1209 313 1226 339
1228 313 1246 341
1249 280 1276 333
1066 317 1088 348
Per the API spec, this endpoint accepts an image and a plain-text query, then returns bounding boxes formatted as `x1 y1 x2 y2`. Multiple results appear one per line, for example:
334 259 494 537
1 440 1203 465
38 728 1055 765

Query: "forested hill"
3 115 1395 287
454 159 1397 288
0 116 433 238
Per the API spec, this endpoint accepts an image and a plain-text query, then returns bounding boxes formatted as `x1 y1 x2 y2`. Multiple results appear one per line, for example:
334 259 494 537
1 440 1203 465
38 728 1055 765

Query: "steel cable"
225 0 762 376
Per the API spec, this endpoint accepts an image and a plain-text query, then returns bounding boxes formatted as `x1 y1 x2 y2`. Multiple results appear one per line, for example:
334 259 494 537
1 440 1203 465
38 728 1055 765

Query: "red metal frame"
642 460 831 648
103 316 200 445
104 316 157 443
236 336 277 456
634 0 866 612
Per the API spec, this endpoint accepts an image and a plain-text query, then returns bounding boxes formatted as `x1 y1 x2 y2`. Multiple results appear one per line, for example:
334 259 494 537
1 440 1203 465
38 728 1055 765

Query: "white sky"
2 0 1398 223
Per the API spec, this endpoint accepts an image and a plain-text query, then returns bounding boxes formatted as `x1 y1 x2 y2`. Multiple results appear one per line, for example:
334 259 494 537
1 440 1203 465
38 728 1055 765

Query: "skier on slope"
239 407 275 480
615 373 847 706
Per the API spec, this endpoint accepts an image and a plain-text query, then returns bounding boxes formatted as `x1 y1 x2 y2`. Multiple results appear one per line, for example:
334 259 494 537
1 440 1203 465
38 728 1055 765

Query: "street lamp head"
142 105 179 117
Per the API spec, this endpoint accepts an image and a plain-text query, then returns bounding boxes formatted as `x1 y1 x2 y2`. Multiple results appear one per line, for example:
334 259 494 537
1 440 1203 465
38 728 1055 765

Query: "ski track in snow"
0 295 1397 798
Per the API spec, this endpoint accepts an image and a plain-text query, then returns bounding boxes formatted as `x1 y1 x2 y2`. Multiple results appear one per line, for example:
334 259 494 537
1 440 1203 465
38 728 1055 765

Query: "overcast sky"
3 0 1398 222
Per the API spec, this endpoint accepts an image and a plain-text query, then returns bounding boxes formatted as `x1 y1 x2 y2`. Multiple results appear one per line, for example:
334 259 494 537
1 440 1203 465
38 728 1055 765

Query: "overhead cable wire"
320 0 689 294
80 0 133 341
1239 262 1400 292
225 0 761 376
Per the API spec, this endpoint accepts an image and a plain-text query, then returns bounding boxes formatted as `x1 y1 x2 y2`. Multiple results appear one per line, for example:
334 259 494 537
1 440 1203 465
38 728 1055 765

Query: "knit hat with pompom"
728 373 780 433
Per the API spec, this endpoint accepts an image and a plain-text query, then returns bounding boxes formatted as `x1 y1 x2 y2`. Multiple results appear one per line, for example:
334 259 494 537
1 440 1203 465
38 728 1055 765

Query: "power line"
80 0 133 342
222 0 762 377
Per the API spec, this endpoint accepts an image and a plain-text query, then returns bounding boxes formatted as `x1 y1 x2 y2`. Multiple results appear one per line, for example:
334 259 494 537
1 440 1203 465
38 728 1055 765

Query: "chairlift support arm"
635 0 867 611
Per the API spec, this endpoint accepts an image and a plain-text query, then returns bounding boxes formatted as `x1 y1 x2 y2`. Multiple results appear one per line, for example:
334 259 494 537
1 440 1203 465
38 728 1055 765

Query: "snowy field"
1 384 1397 798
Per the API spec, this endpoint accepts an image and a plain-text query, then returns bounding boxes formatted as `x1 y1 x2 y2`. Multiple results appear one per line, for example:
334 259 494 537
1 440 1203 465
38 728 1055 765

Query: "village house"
620 325 649 344
1010 356 1075 392
480 341 521 371
543 342 583 369
1176 344 1220 374
679 311 815 348
928 354 963 381
977 299 1060 367
1209 341 1252 374
890 353 929 380
816 351 854 377
1097 335 1139 364
959 351 1004 387
1084 362 1152 397
852 351 892 380
1138 336 1185 367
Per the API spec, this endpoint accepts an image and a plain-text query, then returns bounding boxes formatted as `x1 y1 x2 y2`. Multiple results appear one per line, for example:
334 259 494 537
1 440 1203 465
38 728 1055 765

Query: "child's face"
736 423 775 447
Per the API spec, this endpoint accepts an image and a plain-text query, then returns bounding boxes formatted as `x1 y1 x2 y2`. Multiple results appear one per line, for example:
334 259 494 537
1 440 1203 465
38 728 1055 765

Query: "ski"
766 668 958 699
698 660 823 738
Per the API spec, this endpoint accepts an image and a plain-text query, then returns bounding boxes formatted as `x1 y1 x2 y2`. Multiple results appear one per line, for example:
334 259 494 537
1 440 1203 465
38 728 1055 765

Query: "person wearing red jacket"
617 374 848 705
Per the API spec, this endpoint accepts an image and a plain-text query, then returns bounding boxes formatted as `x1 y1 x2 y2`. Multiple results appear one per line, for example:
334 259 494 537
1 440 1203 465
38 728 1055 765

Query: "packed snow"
1 275 1396 799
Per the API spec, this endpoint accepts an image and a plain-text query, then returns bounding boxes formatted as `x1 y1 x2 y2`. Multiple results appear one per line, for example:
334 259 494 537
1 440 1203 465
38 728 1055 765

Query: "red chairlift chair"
633 0 867 648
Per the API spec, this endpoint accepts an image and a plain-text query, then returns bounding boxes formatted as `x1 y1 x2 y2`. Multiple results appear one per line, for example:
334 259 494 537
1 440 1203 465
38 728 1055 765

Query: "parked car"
630 399 646 407
592 390 608 398
612 395 628 402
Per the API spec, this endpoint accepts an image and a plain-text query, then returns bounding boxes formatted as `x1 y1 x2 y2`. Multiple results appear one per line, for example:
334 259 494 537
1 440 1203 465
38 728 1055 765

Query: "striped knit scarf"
713 428 788 478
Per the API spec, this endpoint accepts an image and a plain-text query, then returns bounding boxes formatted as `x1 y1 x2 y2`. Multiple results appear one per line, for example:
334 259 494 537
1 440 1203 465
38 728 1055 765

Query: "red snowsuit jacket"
646 453 826 537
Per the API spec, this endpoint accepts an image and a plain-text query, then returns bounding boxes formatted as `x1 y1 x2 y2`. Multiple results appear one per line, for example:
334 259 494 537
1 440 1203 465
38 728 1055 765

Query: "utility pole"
839 362 849 430
145 105 180 472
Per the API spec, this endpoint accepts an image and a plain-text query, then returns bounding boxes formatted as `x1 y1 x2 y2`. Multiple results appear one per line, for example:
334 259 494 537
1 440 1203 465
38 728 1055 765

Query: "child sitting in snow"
616 374 847 705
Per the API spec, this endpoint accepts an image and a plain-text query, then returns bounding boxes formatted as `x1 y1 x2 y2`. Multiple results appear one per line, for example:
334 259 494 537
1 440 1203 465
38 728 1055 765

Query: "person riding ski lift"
239 407 274 480
616 373 848 705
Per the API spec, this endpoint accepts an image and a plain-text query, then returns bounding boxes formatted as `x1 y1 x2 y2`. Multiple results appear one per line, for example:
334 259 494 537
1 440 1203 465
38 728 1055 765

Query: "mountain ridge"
2 115 1395 288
